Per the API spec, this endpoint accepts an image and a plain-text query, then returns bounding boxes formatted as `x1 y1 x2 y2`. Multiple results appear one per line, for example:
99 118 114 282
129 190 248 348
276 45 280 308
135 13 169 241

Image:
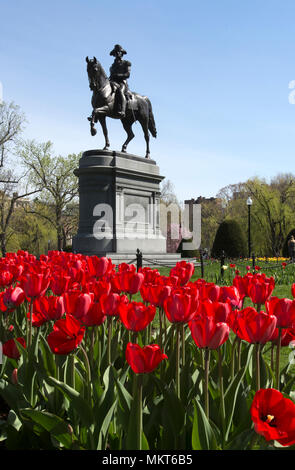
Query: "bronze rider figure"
109 44 131 117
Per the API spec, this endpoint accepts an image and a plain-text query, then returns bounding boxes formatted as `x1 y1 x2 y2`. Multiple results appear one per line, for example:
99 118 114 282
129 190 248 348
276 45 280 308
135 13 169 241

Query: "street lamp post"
247 197 253 258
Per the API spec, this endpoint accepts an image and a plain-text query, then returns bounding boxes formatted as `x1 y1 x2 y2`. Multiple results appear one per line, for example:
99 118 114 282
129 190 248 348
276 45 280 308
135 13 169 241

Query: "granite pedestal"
72 150 181 264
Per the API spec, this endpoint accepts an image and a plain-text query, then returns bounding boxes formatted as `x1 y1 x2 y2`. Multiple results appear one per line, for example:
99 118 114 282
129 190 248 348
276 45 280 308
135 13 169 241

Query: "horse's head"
86 56 107 90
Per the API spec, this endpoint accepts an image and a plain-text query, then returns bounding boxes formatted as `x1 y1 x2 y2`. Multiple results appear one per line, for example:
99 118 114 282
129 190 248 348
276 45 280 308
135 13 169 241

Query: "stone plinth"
72 150 169 258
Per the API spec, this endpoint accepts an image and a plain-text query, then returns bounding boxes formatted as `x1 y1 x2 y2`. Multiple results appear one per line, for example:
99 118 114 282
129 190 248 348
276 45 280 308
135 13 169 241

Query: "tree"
160 179 179 206
244 176 295 256
214 175 295 256
0 101 26 172
211 219 247 258
0 169 40 256
19 140 81 250
0 102 41 256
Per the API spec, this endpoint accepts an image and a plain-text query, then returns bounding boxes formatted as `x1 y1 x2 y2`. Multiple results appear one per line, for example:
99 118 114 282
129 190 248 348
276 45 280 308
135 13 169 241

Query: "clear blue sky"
1 0 295 202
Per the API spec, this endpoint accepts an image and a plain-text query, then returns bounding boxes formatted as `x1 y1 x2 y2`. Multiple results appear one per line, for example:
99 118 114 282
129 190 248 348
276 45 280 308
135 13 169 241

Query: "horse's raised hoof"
90 128 97 136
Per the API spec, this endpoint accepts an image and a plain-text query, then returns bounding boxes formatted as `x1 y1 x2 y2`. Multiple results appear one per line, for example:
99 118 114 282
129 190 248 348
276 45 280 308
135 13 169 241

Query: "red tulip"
100 292 122 317
47 314 85 355
218 286 242 309
87 256 113 278
0 292 7 313
119 301 156 332
125 342 167 374
50 274 71 296
235 307 277 344
0 269 13 287
269 327 288 345
11 368 18 385
145 283 172 308
170 261 194 286
63 291 93 321
2 337 26 359
85 279 111 301
233 275 248 300
265 297 295 329
189 313 229 349
281 327 295 346
138 267 161 283
3 286 25 310
292 283 295 298
21 271 50 299
248 277 275 306
250 388 295 446
205 284 221 302
81 301 106 326
120 271 145 295
163 290 198 323
31 295 65 327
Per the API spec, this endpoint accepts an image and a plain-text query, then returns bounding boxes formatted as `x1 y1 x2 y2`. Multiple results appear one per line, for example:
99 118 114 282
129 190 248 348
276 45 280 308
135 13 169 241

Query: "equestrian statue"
86 45 157 159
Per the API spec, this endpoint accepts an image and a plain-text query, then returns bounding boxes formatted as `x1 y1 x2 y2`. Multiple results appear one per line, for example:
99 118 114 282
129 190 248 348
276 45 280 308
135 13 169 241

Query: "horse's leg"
88 111 97 136
139 118 150 159
98 116 110 150
121 118 135 153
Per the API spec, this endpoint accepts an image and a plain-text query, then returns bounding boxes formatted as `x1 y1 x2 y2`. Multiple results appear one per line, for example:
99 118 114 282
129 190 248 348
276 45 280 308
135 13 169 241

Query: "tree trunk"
0 233 6 257
56 206 63 251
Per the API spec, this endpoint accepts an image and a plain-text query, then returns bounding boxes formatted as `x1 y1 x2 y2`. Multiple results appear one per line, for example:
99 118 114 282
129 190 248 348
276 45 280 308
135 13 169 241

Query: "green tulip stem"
204 347 210 419
158 308 163 351
230 336 237 379
176 324 181 399
107 316 113 366
270 342 275 371
132 331 138 343
136 374 143 450
69 353 75 389
28 299 33 349
163 312 167 347
80 345 91 403
181 323 185 367
275 328 282 391
237 337 242 371
255 343 261 392
218 347 225 434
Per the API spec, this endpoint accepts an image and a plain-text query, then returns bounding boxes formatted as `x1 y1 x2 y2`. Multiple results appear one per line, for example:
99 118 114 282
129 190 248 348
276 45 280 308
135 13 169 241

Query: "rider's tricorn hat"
110 44 127 56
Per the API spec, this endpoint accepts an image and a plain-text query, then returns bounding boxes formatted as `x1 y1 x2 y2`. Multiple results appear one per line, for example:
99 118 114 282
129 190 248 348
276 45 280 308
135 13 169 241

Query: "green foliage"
211 219 247 258
282 229 295 258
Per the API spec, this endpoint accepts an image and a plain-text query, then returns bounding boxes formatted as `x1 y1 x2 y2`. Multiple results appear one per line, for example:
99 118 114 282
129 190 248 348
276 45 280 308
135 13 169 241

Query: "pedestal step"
102 252 200 268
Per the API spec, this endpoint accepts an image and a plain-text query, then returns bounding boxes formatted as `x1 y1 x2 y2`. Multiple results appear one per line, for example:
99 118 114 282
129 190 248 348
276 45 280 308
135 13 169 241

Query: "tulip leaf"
46 376 93 427
20 409 75 449
0 379 30 411
225 429 256 450
38 334 56 378
161 387 186 448
192 398 217 450
224 344 253 441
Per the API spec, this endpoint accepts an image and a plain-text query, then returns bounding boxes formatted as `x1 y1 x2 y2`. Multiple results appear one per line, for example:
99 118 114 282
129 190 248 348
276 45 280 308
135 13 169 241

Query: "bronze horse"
86 56 157 158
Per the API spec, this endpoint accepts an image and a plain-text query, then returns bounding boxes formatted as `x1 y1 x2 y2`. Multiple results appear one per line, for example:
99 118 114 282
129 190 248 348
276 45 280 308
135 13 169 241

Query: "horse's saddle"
126 94 138 111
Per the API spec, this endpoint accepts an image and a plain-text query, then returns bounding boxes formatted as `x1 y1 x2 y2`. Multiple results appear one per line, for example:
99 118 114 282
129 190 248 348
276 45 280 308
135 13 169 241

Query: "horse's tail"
146 98 157 138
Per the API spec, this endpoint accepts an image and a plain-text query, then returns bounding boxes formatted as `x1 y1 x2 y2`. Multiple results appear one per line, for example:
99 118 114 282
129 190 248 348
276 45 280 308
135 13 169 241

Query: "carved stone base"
72 149 173 260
